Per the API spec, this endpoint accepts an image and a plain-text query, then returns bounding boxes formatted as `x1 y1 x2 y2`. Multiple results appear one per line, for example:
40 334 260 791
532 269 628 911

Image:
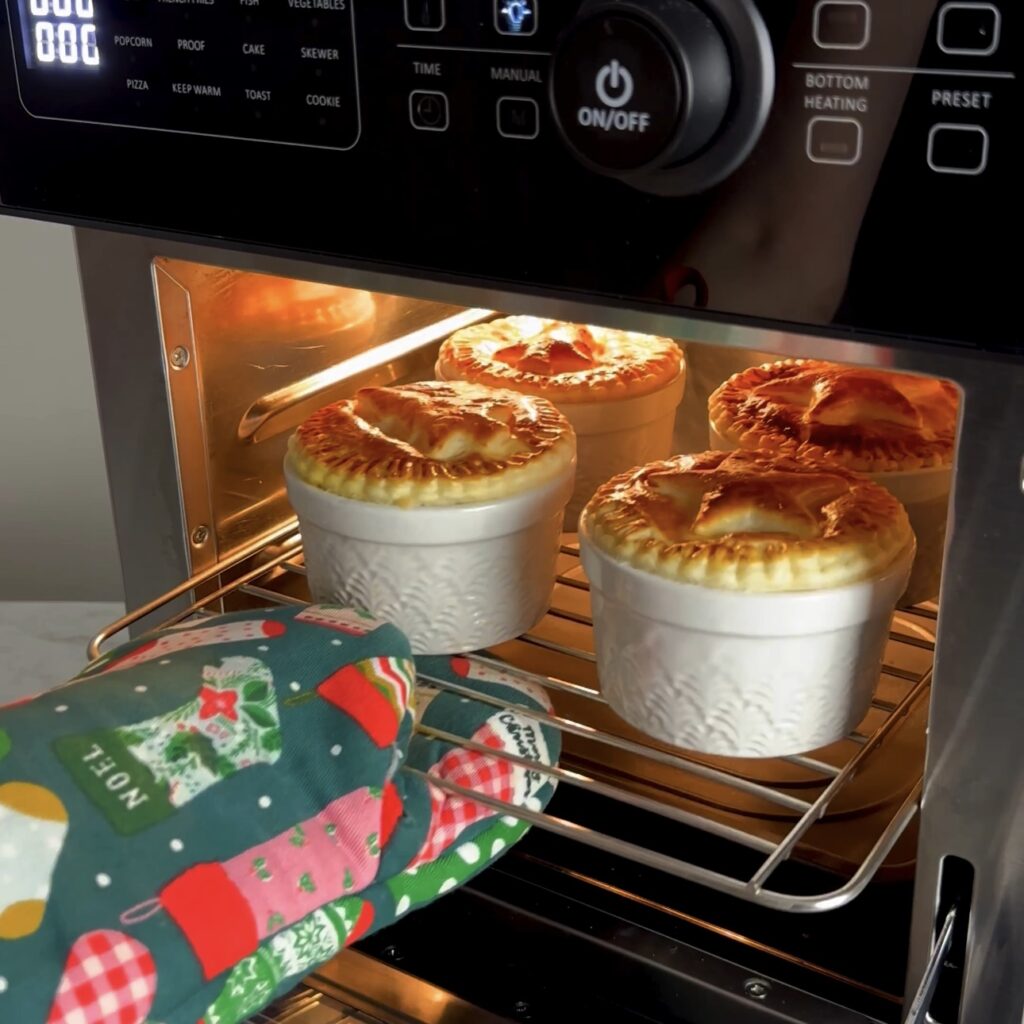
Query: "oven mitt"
0 608 559 1024
195 654 559 1024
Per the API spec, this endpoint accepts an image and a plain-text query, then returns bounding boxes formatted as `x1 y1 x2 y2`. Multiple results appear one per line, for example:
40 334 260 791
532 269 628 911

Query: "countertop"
0 602 125 702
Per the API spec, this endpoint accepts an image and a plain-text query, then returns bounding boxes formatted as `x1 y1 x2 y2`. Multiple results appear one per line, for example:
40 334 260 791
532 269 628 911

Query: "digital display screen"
21 0 100 68
8 0 361 151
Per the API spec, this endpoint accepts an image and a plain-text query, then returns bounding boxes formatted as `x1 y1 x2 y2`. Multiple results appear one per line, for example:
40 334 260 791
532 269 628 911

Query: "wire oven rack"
88 519 934 915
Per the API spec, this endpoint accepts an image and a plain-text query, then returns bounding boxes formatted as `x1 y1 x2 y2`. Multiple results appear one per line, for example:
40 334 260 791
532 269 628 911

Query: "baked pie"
708 359 957 472
437 316 686 527
579 449 915 757
288 380 576 507
708 359 956 604
436 316 683 402
582 449 914 592
285 381 577 654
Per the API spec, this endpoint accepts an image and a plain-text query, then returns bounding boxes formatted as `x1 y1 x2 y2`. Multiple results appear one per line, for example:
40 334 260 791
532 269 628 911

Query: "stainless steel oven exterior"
75 226 1024 1024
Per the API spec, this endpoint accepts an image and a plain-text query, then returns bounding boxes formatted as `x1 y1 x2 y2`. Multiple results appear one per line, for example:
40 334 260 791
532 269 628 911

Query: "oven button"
937 3 1001 57
405 0 445 32
496 0 537 37
409 90 449 131
549 0 774 196
812 1 871 50
806 116 863 164
551 12 688 171
497 96 539 139
927 123 989 175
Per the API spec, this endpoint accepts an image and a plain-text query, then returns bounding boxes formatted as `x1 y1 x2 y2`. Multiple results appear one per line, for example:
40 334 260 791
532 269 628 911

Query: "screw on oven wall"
513 1000 532 1018
169 346 191 369
381 944 404 962
191 525 210 546
743 978 771 1000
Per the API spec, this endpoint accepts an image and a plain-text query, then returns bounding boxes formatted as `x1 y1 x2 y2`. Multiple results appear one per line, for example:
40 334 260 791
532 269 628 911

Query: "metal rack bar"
517 633 597 663
783 754 840 777
403 766 923 912
239 584 308 607
87 536 933 914
546 607 594 628
415 723 777 854
554 574 590 592
879 665 921 683
86 520 301 659
458 651 602 702
417 672 813 812
748 669 931 890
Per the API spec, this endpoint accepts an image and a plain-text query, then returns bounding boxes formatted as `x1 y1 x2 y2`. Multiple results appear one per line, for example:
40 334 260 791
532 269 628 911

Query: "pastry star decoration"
495 324 597 375
651 468 850 543
754 370 923 434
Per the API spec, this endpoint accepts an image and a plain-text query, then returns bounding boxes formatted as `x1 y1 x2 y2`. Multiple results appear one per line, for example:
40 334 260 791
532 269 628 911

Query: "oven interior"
89 258 963 1024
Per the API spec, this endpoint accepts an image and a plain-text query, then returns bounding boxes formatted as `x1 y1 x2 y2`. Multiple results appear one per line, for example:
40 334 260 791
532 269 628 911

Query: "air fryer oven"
2 2 1021 1022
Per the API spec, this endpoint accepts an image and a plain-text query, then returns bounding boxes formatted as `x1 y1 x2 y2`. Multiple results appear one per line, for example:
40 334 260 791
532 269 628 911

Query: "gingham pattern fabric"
46 930 157 1024
412 728 514 866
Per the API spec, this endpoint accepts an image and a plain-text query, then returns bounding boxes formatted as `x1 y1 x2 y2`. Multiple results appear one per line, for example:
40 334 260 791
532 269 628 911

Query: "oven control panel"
5 0 360 148
0 1 1017 350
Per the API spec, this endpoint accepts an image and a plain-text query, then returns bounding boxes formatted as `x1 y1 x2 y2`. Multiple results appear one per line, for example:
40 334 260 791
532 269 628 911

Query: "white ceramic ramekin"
709 425 949 605
579 526 915 757
284 458 575 655
436 364 686 531
867 465 950 606
559 371 686 530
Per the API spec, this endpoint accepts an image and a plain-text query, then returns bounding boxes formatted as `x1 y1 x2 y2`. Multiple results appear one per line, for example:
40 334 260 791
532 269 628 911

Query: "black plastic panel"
0 0 1018 352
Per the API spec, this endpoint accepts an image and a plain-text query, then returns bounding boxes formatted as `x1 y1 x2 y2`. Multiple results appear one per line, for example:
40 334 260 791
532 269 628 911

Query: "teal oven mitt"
0 608 559 1024
195 653 560 1024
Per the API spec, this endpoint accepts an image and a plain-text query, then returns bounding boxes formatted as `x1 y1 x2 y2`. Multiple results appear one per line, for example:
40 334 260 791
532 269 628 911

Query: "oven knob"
549 0 774 196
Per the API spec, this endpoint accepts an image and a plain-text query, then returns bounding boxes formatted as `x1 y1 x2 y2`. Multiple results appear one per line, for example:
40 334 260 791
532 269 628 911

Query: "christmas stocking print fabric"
0 605 560 1024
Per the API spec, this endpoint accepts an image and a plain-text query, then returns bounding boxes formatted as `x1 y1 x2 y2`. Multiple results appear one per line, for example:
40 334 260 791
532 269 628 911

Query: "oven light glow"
23 0 99 68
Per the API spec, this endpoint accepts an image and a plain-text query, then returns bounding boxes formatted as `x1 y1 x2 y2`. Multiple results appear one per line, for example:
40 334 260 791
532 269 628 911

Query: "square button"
495 0 537 36
405 0 445 32
806 116 863 165
813 1 871 50
938 3 1001 56
409 90 449 131
497 96 539 139
927 123 989 175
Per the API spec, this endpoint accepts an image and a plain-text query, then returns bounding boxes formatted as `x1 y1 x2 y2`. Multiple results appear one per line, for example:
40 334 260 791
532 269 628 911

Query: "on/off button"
595 59 634 107
550 13 683 171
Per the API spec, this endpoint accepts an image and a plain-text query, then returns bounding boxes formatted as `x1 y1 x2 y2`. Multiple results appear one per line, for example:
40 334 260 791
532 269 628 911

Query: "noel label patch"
54 656 282 835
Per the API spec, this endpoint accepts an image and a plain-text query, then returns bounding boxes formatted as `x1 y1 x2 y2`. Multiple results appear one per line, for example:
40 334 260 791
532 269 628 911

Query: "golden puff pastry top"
437 316 684 402
709 359 958 472
581 450 914 592
288 381 576 507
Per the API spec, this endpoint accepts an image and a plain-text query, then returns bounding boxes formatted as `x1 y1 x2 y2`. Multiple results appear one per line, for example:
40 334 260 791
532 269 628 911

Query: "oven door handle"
903 906 958 1024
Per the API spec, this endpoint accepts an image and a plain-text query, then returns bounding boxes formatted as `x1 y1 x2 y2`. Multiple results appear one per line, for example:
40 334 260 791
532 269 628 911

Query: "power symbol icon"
595 58 634 108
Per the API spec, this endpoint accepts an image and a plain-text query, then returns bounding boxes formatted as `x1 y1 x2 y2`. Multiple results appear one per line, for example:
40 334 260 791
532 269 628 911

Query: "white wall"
0 215 123 601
